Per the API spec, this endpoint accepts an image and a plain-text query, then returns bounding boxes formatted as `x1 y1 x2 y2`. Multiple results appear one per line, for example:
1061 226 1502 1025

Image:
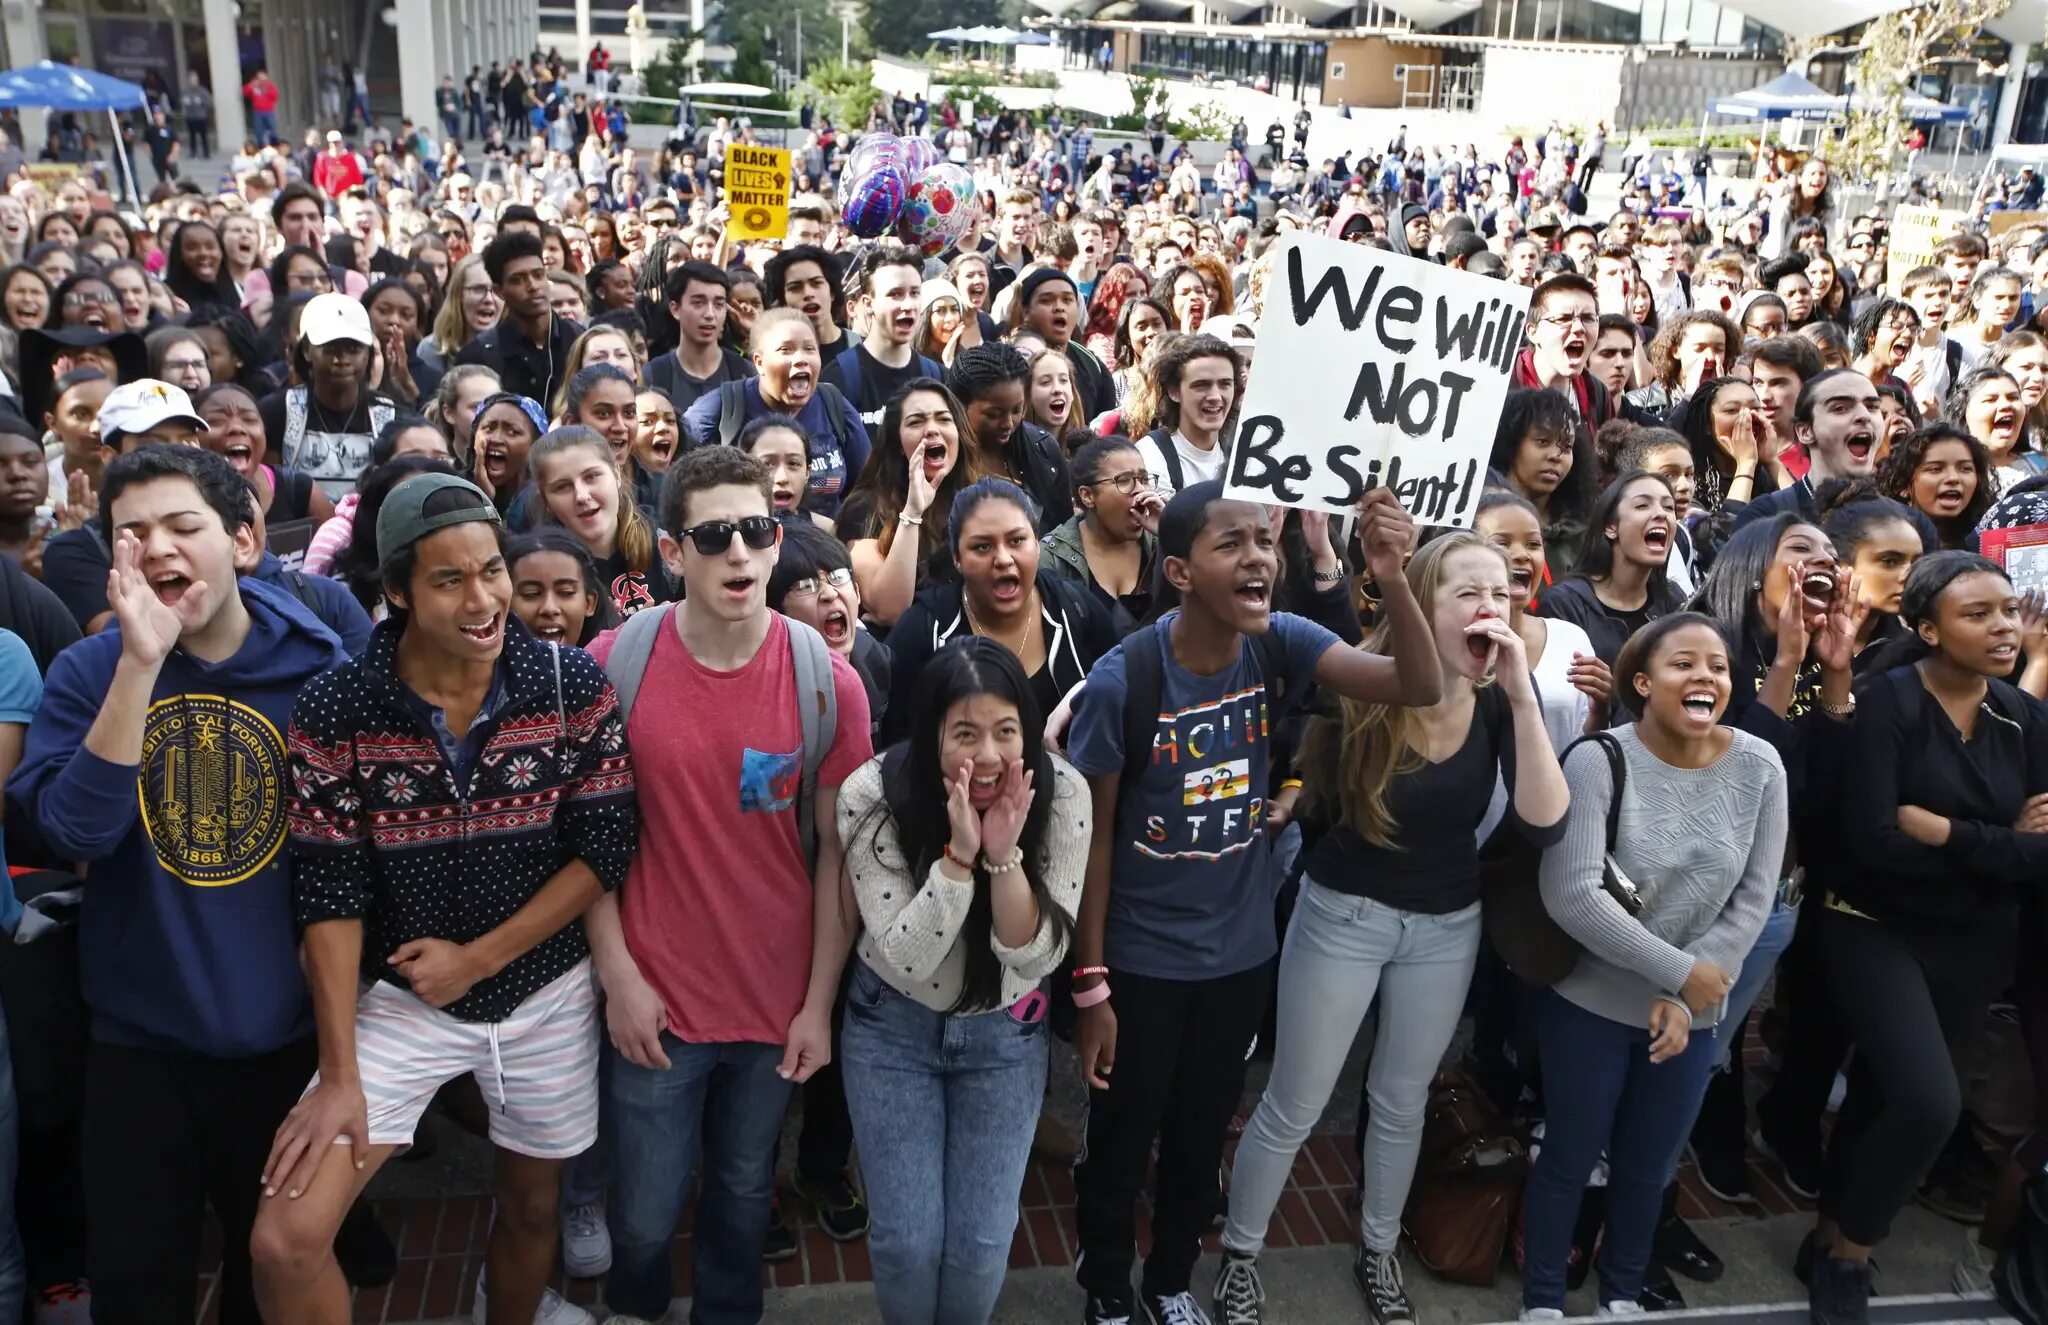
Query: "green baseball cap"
375 472 501 561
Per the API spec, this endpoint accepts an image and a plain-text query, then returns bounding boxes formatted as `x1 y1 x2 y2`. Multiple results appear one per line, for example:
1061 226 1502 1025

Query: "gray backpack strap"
601 602 674 722
785 614 837 864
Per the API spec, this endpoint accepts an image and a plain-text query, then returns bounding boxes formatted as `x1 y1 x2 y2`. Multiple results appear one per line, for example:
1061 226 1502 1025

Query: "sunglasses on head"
677 515 778 556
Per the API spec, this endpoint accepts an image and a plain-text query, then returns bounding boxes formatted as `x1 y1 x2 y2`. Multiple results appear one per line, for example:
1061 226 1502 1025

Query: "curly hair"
1647 310 1741 390
1875 423 1993 546
1148 332 1241 434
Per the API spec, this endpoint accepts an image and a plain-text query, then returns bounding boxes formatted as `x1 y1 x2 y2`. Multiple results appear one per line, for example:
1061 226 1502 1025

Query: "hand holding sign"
1225 233 1532 528
1357 488 1416 583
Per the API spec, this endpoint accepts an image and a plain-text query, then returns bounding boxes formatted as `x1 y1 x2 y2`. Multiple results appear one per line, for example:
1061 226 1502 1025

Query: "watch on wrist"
1312 566 1346 584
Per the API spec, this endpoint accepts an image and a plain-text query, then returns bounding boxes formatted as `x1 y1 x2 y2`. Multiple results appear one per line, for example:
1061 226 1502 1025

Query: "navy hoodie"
10 578 349 1058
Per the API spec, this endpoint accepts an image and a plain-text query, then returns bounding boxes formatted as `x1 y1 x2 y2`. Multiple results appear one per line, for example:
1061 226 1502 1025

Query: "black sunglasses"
677 515 778 556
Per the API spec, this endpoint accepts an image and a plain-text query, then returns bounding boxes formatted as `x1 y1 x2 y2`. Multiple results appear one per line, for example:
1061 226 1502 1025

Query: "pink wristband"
1071 979 1112 1008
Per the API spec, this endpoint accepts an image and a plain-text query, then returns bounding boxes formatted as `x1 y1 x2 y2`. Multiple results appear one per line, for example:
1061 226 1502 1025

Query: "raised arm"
1312 489 1442 707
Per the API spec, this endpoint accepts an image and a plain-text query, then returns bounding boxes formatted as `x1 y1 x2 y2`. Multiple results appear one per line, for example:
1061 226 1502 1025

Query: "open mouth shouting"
528 615 570 642
1680 687 1720 723
1800 566 1836 615
784 363 816 403
1463 624 1497 669
968 766 1003 809
921 439 950 482
721 572 757 603
817 602 851 649
646 432 676 466
892 308 918 339
1233 575 1271 615
770 479 800 511
1990 404 2023 445
1640 521 1672 559
1508 564 1535 598
989 571 1024 606
151 570 197 608
456 615 502 649
1843 425 1876 467
1561 328 1589 367
483 443 512 485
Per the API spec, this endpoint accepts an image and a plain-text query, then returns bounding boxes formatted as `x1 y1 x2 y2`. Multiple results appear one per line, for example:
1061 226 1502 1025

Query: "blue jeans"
841 961 1045 1325
0 1002 23 1320
250 110 276 143
1715 899 1799 1072
1522 991 1716 1311
1224 881 1481 1256
603 1036 794 1323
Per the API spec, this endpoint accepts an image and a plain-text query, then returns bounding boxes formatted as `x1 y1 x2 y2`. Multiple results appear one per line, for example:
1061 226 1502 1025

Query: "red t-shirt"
589 613 871 1045
244 79 279 113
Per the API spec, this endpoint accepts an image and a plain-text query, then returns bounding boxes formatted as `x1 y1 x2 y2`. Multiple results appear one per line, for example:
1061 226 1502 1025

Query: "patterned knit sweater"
287 617 637 1023
1539 724 1786 1029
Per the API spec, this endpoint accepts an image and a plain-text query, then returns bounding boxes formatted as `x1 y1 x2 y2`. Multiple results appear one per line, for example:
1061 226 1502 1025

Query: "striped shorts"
311 959 601 1159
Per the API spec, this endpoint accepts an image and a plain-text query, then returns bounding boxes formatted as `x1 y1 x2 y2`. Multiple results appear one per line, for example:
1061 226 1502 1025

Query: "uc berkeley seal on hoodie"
138 692 289 887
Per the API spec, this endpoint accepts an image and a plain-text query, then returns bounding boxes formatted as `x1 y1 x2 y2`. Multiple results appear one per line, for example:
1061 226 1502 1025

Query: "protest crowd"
0 43 2044 1325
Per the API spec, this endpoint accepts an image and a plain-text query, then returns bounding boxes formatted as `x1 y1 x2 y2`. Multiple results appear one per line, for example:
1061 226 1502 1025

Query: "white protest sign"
1225 233 1532 528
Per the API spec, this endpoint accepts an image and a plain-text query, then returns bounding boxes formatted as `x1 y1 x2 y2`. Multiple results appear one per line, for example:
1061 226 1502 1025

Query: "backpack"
1115 620 1287 809
832 346 945 414
715 379 860 463
1143 427 1201 494
601 605 838 862
1480 731 1632 987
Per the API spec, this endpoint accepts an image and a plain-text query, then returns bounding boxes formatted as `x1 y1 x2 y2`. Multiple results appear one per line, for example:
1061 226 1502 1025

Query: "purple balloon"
842 166 907 238
902 136 943 173
846 133 906 181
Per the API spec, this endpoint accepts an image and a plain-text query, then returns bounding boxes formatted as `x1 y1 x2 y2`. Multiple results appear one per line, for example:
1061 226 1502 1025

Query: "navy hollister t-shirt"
1067 610 1335 980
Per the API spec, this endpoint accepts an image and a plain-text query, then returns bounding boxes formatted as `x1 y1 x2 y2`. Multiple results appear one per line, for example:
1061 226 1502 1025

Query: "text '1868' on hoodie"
8 578 349 1058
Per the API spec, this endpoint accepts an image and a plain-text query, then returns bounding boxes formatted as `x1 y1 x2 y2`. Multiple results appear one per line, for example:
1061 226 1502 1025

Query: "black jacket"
879 571 1116 746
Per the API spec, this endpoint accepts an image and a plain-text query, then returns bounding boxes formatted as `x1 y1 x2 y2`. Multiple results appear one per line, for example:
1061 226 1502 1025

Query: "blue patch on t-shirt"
1066 611 1337 980
740 746 802 814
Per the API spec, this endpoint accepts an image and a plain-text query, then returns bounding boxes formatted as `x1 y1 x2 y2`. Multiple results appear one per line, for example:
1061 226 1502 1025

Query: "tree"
863 0 1004 57
1832 0 2012 182
719 0 849 78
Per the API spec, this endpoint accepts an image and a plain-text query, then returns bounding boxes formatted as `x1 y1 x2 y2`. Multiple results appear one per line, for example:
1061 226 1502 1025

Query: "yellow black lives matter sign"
724 144 792 240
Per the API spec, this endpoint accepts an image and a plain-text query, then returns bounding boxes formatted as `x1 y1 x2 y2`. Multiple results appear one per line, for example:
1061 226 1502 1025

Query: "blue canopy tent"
1699 68 1966 166
0 62 146 205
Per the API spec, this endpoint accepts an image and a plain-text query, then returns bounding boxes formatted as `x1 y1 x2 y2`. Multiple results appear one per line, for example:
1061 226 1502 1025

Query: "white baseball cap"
98 379 208 440
300 292 374 347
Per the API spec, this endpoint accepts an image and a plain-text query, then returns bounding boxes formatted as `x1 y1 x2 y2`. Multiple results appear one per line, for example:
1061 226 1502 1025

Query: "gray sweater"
1539 725 1786 1029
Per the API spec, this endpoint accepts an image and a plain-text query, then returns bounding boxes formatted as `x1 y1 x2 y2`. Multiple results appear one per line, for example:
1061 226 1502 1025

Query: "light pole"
1622 42 1648 134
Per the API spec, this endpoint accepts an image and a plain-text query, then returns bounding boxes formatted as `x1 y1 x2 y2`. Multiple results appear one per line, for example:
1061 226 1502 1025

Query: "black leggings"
1818 909 2011 1246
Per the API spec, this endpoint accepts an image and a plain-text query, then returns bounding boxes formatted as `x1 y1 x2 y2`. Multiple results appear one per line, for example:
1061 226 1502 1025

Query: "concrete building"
1047 0 2043 147
0 0 539 156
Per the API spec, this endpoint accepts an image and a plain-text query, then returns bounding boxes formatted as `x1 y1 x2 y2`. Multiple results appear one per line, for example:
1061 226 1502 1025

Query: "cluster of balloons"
839 131 981 256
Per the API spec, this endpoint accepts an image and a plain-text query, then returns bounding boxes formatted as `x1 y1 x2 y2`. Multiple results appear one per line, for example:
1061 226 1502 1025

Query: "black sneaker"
1689 1143 1757 1206
1213 1250 1264 1325
1809 1255 1872 1325
1084 1293 1136 1324
1916 1128 1994 1224
1655 1210 1724 1283
1353 1246 1416 1325
1637 1261 1687 1311
1753 1125 1822 1201
762 1195 798 1263
794 1168 871 1242
1140 1290 1213 1325
333 1201 396 1289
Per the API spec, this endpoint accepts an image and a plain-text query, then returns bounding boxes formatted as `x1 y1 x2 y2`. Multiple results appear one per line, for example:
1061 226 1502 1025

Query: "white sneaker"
1595 1301 1646 1317
1952 1228 1996 1296
561 1201 612 1277
1520 1311 1566 1321
470 1270 596 1325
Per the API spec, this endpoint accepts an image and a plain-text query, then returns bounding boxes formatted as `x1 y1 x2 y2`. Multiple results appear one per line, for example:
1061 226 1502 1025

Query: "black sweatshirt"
1835 664 2048 933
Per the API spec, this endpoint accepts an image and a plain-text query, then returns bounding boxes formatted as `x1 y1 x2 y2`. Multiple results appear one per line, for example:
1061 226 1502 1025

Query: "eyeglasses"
163 355 210 374
63 290 114 307
1540 314 1599 330
1095 470 1156 494
677 514 778 556
784 567 854 599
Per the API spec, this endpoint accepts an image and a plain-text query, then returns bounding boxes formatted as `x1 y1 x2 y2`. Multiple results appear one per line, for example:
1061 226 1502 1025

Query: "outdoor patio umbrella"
0 61 146 206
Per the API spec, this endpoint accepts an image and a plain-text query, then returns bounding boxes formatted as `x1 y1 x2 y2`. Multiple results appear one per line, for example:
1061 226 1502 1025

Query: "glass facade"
1442 0 1776 50
1118 31 1329 100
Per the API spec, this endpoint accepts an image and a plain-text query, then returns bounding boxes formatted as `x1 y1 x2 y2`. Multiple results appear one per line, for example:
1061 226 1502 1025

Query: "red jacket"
243 78 278 113
312 150 364 197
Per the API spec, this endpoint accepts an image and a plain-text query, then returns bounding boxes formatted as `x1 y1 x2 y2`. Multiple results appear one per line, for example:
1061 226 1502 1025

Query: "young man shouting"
249 473 636 1325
